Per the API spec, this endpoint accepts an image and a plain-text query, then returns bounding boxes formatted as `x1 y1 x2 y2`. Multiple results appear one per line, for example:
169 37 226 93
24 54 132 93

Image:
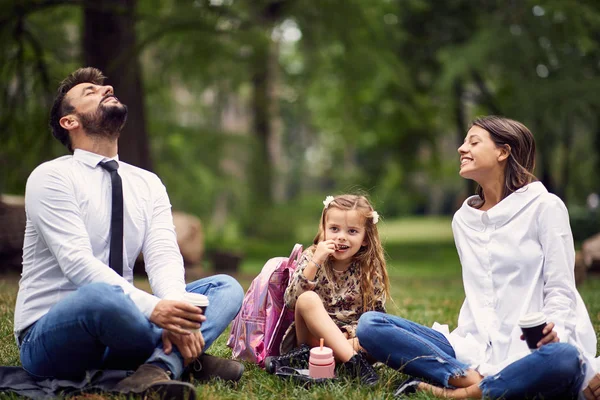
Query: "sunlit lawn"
1 217 599 399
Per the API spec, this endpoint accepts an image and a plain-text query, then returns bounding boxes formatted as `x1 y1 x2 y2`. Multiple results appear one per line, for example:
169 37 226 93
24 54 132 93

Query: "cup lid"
181 292 209 307
518 312 546 328
310 346 333 360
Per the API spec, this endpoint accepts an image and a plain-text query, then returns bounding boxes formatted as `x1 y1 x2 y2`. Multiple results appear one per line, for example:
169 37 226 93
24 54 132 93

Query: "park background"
1 0 600 398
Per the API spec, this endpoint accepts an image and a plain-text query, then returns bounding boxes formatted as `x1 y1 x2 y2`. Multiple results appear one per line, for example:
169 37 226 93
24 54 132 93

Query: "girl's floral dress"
280 247 386 354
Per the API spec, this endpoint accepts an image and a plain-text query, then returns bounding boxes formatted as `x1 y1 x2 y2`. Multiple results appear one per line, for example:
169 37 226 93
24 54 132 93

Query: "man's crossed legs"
19 275 244 398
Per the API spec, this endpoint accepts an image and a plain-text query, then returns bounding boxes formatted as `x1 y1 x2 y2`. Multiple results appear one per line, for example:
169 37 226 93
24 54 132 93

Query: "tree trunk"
267 39 287 204
535 117 555 194
471 70 501 115
558 114 574 203
595 113 600 192
0 196 26 273
83 0 152 171
453 78 476 196
247 0 290 209
250 37 274 208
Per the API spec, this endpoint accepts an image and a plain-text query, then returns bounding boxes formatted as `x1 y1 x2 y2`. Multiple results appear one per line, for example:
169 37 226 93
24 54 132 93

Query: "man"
14 67 245 399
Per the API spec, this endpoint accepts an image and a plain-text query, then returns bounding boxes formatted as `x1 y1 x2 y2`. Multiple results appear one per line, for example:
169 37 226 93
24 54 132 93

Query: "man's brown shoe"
183 354 244 383
115 363 196 400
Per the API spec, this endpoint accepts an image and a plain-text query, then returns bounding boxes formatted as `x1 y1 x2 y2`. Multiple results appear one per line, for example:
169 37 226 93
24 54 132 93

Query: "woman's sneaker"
264 344 311 374
338 351 379 386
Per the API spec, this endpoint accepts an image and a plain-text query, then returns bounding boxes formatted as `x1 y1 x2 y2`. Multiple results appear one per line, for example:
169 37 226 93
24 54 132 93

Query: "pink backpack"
227 243 303 367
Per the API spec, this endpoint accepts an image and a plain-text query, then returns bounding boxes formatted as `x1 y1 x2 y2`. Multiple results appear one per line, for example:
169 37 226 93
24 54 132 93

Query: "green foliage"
151 122 252 218
2 0 600 241
0 4 82 193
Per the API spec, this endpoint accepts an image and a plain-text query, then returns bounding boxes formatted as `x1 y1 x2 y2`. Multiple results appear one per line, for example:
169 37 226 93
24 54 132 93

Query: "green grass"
1 217 599 399
379 217 455 244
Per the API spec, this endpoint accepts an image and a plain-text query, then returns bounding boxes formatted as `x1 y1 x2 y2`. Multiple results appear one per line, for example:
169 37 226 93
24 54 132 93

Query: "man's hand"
584 373 600 400
163 329 205 367
519 321 559 348
150 299 205 335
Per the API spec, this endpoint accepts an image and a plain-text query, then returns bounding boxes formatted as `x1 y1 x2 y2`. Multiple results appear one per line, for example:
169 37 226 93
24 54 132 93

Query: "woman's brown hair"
469 116 537 208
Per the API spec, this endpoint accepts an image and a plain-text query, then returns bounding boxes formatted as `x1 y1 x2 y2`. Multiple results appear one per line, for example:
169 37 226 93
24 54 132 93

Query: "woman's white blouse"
433 182 598 393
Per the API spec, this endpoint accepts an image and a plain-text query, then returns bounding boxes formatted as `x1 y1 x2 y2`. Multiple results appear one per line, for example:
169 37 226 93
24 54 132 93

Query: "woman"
356 116 599 399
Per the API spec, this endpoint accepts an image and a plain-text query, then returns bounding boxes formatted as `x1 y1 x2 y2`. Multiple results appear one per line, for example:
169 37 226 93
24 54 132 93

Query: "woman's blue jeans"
19 275 244 380
357 312 585 399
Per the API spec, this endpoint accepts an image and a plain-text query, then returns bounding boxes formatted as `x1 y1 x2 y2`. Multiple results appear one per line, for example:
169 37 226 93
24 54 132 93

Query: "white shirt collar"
459 181 547 230
73 148 120 168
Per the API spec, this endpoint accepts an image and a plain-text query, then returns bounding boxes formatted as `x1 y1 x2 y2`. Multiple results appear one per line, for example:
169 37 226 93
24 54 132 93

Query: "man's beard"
78 97 128 139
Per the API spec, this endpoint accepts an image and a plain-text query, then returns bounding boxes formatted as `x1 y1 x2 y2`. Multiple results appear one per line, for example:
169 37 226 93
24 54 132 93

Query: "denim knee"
214 274 244 308
480 343 584 400
188 274 245 316
356 311 385 347
77 284 156 345
74 283 125 311
357 311 380 332
542 343 582 379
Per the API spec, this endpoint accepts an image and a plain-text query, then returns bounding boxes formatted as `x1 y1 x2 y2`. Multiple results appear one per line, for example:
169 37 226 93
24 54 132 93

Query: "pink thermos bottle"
309 338 335 379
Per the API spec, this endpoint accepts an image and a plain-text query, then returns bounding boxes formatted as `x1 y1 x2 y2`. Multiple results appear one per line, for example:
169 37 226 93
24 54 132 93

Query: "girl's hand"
519 321 559 348
313 239 336 265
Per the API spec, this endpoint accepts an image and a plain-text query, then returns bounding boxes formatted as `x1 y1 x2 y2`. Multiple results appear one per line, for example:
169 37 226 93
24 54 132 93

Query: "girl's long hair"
469 116 538 208
312 194 390 311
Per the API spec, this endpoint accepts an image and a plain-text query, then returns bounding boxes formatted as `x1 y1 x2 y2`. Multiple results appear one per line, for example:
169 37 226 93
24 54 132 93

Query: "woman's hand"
520 321 559 348
313 239 336 266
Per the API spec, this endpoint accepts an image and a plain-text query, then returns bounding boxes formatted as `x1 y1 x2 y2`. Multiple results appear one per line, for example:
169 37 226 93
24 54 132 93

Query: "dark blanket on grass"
0 367 130 399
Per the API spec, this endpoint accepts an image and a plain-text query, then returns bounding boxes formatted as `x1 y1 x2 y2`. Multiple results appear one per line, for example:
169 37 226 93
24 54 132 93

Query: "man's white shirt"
14 149 186 337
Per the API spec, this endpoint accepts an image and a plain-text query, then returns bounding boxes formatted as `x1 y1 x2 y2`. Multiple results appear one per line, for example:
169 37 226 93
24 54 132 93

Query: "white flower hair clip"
371 211 379 224
323 196 335 208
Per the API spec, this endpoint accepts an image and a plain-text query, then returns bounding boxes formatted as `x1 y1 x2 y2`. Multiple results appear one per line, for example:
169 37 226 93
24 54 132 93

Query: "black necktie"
99 160 123 276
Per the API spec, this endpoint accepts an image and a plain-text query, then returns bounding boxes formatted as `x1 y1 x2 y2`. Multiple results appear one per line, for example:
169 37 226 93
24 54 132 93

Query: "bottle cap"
310 346 333 360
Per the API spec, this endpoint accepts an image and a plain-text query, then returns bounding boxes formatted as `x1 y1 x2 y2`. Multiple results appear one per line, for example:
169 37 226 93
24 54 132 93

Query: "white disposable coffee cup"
181 293 209 332
518 312 547 350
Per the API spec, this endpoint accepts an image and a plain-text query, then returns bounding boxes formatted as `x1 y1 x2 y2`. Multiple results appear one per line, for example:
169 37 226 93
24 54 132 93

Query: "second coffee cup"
181 292 209 332
518 312 547 351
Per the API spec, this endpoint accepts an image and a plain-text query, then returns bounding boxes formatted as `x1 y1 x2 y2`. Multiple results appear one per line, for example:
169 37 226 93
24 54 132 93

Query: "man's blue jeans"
19 275 244 380
357 312 585 399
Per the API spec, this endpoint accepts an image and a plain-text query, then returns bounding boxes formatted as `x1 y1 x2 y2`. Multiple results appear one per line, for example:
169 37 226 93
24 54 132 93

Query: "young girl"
265 194 390 385
356 116 600 399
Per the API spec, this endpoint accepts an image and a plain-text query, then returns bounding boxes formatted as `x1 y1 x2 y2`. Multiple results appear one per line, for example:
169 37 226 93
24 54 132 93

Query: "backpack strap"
288 243 303 267
263 243 304 362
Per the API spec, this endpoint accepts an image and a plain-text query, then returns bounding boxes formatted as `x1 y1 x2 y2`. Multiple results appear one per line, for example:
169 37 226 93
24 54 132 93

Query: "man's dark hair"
49 67 106 152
